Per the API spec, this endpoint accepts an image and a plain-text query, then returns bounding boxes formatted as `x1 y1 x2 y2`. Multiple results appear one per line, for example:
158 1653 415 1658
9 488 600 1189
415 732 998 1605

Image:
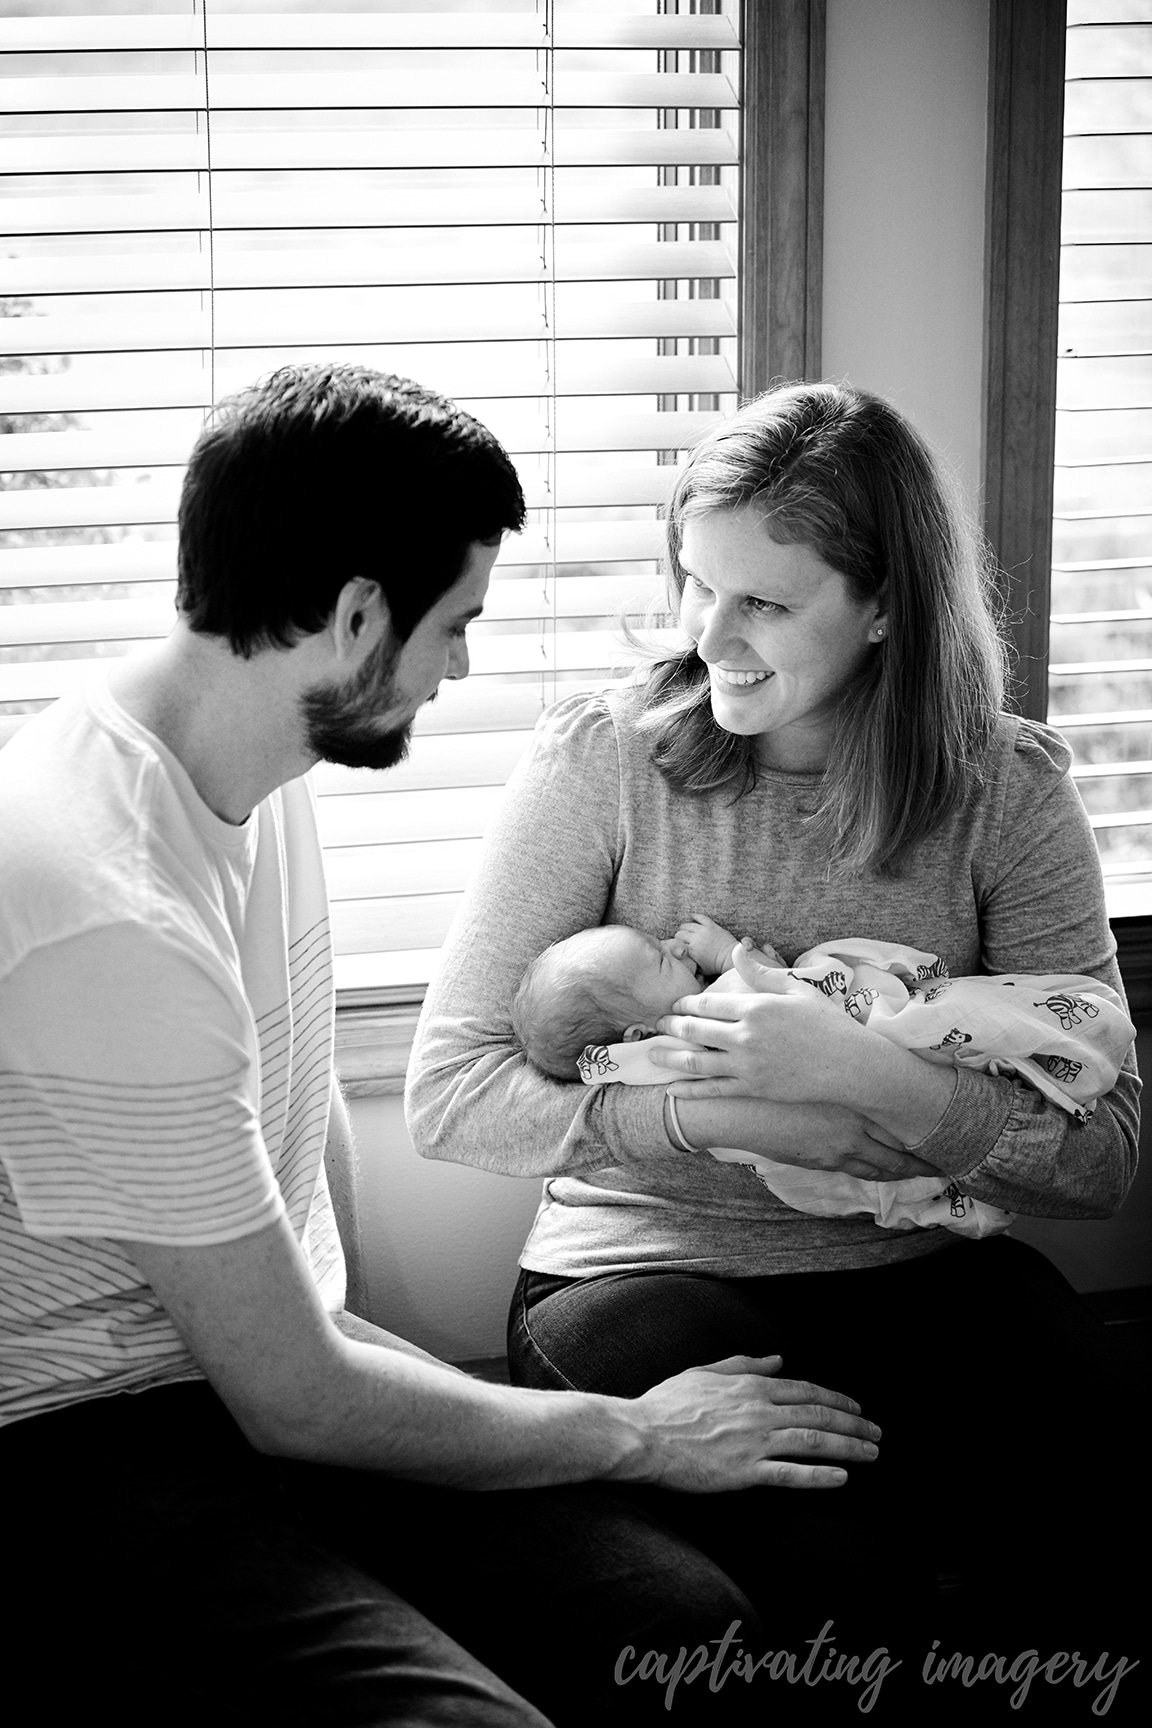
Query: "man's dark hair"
176 364 526 655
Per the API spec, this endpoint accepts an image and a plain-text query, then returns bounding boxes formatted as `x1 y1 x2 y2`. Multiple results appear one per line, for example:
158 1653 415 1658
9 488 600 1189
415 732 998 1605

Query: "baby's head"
510 925 700 1079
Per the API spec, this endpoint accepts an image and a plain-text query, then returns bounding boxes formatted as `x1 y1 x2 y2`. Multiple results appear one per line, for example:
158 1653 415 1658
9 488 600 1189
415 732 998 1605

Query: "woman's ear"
622 1022 657 1042
868 588 889 645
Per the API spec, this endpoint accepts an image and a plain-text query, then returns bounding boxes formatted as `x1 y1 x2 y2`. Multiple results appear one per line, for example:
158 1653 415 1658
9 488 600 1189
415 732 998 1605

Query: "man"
0 366 880 1727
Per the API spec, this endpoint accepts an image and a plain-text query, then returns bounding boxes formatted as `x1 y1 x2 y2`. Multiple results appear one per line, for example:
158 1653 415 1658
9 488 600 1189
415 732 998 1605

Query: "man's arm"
122 1217 881 1492
323 1079 370 1321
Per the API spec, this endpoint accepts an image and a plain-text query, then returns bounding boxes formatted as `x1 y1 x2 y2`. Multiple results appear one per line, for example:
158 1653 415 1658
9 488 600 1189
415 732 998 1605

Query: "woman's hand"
655 967 867 1105
654 964 958 1151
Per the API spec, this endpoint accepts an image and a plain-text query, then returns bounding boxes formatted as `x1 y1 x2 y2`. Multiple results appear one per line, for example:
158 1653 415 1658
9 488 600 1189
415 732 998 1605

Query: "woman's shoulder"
987 712 1074 787
924 715 1079 866
533 681 652 761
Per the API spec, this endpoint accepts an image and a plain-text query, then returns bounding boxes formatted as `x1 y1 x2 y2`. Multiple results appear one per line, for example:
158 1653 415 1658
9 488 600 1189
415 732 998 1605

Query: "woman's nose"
447 638 470 680
694 600 743 662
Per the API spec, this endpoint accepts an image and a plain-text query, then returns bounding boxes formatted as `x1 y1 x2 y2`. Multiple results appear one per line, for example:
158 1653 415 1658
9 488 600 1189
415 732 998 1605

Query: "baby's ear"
622 1022 657 1042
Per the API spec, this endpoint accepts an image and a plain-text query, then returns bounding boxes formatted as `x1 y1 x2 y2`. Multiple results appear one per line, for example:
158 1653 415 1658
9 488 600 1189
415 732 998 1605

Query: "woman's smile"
711 666 772 687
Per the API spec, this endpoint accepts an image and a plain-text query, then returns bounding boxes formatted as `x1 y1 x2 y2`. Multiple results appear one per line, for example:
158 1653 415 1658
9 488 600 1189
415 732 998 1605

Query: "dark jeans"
509 1238 1145 1663
1 1377 763 1728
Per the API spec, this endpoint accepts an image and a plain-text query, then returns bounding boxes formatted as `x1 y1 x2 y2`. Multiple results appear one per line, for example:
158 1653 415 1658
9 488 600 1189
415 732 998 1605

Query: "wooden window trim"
740 0 825 394
982 0 1068 726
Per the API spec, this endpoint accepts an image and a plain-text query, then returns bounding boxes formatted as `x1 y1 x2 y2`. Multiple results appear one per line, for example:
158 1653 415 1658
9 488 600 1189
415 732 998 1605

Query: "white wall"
350 1094 542 1359
822 0 990 510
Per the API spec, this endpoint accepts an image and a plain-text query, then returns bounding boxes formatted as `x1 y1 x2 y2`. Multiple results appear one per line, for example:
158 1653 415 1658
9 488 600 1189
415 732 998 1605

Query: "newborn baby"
510 915 1136 1239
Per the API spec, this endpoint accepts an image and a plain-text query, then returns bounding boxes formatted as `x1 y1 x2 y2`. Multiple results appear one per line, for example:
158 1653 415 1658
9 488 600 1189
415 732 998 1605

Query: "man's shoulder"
0 690 169 976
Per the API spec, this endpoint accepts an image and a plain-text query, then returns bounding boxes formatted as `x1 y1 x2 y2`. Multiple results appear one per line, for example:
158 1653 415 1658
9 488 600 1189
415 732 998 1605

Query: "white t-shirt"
0 677 344 1426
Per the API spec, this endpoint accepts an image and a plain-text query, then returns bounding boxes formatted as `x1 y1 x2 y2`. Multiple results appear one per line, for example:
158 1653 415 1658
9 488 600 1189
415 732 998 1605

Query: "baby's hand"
674 915 745 979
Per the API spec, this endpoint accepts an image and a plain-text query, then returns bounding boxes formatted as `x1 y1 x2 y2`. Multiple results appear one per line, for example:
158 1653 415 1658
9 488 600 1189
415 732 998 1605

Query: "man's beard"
300 634 422 772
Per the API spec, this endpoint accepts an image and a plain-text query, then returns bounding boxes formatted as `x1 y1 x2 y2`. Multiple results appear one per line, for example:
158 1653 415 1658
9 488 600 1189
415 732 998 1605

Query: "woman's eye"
746 596 784 615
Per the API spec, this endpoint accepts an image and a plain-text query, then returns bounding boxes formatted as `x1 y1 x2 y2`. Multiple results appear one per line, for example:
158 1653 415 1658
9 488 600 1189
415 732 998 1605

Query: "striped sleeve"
0 923 285 1245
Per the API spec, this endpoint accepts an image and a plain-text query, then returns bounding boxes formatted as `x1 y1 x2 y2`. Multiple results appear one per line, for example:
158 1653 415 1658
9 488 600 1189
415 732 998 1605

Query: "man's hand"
616 1354 881 1492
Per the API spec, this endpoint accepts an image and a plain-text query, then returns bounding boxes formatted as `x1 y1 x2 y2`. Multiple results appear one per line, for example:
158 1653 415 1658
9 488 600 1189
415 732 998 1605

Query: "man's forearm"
273 1335 645 1489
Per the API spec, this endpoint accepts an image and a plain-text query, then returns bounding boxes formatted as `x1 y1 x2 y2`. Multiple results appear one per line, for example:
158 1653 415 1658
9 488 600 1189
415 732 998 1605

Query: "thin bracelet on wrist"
664 1090 697 1153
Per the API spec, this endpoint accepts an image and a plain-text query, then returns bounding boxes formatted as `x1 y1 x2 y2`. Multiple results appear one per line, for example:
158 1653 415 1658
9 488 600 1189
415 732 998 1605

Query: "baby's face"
603 928 701 1021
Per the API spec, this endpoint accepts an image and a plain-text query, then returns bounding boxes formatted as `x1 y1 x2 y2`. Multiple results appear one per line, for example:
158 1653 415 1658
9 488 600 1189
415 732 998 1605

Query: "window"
1051 1 1152 920
983 0 1152 940
1 0 764 1004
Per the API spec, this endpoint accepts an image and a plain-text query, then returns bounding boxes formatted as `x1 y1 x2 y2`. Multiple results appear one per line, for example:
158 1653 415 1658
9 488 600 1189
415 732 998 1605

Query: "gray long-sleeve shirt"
406 687 1139 1278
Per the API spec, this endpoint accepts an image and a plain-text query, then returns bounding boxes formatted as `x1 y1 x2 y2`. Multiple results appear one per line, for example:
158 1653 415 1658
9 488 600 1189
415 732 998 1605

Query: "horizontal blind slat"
0 14 739 54
0 410 723 472
325 838 485 902
0 354 737 417
4 125 738 176
317 786 498 848
6 239 736 297
5 184 738 239
3 299 735 357
312 731 531 797
334 948 442 997
331 896 461 957
0 71 738 116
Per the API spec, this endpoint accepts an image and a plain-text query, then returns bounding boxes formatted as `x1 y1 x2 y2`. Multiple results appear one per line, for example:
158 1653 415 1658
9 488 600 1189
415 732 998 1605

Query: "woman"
406 383 1139 1648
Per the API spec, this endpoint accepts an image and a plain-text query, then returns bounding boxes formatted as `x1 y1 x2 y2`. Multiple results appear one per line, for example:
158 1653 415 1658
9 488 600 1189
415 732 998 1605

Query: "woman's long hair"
635 382 1009 876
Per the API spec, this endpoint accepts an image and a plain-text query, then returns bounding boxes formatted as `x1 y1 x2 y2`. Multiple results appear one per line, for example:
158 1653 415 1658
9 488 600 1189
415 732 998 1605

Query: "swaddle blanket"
577 940 1136 1238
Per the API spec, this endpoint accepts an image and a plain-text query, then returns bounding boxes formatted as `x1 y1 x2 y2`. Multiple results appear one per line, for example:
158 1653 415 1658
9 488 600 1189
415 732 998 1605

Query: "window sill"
335 1002 423 1098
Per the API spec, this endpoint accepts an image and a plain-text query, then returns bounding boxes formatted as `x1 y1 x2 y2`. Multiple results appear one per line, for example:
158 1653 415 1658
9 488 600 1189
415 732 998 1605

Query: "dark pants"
509 1238 1145 1669
1 1377 763 1728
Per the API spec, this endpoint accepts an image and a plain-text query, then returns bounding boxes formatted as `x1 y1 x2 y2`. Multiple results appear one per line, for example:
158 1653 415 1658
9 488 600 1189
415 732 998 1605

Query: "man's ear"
331 577 393 665
622 1022 657 1042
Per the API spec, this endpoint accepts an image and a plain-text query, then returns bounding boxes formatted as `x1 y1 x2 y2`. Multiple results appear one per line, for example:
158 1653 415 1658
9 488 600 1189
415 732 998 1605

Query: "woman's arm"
406 696 679 1175
882 727 1141 1218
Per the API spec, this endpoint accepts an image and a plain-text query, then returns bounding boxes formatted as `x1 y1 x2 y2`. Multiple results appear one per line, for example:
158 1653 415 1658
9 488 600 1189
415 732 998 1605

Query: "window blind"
1052 2 1152 918
0 0 741 1000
